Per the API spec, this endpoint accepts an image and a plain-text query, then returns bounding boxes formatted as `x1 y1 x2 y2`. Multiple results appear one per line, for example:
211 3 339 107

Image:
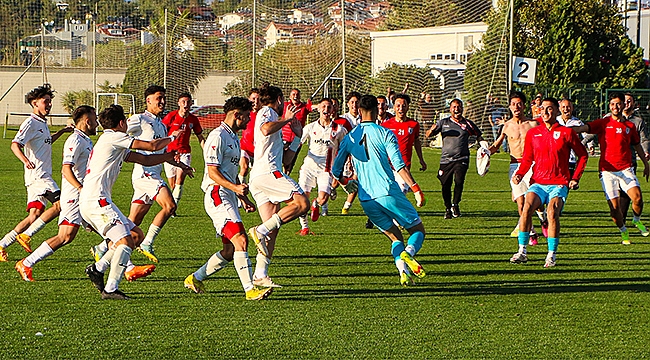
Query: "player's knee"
131 227 145 246
295 194 310 214
162 201 177 215
220 244 235 261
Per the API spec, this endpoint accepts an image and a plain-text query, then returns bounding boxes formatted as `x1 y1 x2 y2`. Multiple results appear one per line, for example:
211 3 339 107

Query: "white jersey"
343 112 361 128
557 115 585 164
80 130 133 202
127 111 167 180
202 123 240 192
300 120 347 170
61 129 93 200
12 114 53 186
250 106 284 179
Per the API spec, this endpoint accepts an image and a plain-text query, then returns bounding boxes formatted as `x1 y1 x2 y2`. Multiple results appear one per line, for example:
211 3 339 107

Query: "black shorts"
437 161 469 184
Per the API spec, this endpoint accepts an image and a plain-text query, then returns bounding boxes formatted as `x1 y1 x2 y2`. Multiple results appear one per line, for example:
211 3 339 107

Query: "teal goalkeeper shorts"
360 193 421 232
526 184 568 205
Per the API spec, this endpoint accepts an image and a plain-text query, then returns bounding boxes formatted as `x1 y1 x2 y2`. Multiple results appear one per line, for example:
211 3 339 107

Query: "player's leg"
544 195 565 268
601 171 629 243
438 163 454 219
310 171 331 223
251 201 282 287
298 165 314 234
137 186 176 262
18 198 62 246
16 224 80 281
228 225 273 299
511 189 543 263
298 191 313 235
102 230 136 300
387 194 426 279
451 162 468 217
621 168 648 236
172 153 191 206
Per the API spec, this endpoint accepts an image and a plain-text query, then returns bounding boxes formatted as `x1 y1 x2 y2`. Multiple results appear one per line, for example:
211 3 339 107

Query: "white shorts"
204 185 242 236
509 163 533 201
249 171 304 206
26 177 60 210
59 189 82 226
132 176 167 205
80 198 135 241
164 153 191 179
299 165 332 194
600 167 640 200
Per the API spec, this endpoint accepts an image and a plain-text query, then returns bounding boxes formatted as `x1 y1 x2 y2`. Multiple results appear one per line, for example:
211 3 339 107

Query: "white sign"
512 56 537 84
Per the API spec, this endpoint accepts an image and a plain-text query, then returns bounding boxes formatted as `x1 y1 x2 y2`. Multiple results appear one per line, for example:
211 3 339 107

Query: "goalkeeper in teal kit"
332 94 427 286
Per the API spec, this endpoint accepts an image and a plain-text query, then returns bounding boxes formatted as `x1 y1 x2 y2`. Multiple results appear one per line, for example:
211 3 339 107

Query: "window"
464 35 473 51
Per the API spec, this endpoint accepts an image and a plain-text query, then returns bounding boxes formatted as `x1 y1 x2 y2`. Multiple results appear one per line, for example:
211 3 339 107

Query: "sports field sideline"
1 133 649 358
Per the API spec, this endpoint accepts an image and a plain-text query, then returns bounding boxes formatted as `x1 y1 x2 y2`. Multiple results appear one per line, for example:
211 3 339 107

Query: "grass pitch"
1 131 650 358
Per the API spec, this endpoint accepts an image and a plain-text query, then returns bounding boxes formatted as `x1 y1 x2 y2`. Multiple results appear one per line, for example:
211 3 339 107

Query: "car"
191 104 225 130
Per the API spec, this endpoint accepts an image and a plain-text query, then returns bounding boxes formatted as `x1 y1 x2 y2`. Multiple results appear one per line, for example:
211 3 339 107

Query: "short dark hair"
144 85 166 99
98 104 126 129
178 92 192 101
509 91 527 104
541 97 560 109
258 82 283 106
72 105 95 124
318 98 332 105
25 84 54 105
346 91 362 102
224 96 253 114
450 98 463 107
377 95 387 101
249 88 259 96
359 94 378 111
624 92 634 101
609 92 625 103
394 93 411 105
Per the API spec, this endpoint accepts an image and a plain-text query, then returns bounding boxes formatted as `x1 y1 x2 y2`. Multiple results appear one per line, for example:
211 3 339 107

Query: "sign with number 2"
512 56 537 85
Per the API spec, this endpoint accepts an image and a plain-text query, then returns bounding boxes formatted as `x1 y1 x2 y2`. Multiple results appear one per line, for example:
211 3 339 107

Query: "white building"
218 13 249 30
623 8 650 59
369 22 487 76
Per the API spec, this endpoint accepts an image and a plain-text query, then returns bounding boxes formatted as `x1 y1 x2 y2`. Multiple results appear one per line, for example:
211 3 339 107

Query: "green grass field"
1 129 650 359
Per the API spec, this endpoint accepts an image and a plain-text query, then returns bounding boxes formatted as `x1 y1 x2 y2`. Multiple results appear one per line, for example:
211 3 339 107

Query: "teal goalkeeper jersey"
332 121 406 201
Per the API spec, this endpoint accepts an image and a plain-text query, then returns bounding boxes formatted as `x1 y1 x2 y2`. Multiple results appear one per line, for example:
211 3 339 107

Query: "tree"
464 0 649 116
61 89 94 113
381 0 491 30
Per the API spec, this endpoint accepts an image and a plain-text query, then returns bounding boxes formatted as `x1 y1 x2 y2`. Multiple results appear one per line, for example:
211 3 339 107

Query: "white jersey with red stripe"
12 114 53 186
80 130 133 202
343 112 361 128
201 123 241 192
127 111 167 181
61 129 93 201
250 106 284 179
300 120 347 171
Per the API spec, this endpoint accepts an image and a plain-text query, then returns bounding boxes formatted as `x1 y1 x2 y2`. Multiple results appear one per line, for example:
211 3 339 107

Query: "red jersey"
281 99 313 143
162 110 203 153
381 117 420 168
240 111 257 156
333 116 353 132
588 116 639 172
517 122 588 185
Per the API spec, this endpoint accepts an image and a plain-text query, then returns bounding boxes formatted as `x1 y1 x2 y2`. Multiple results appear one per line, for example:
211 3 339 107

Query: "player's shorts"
249 171 304 205
299 165 332 194
360 193 422 232
132 176 167 205
509 163 533 201
600 167 640 201
526 184 568 205
26 177 60 212
80 198 135 241
164 153 191 179
59 189 82 227
204 184 244 243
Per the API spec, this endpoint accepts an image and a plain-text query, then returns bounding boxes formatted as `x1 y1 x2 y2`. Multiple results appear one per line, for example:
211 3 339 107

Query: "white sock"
233 251 254 291
141 224 162 247
547 251 556 261
405 245 416 257
95 247 116 273
125 259 134 272
343 201 352 210
395 259 408 273
24 218 47 237
299 215 309 229
104 245 132 293
22 242 54 267
253 252 271 279
258 214 282 237
172 185 183 205
519 244 527 254
194 252 229 281
0 230 18 248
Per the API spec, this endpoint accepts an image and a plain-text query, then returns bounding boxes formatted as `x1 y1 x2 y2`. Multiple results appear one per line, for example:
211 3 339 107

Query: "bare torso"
502 118 539 162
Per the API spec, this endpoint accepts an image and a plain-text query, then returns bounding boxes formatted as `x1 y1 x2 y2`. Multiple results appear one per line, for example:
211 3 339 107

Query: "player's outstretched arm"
634 143 650 181
125 151 175 166
571 124 589 134
167 158 195 178
488 130 506 154
51 125 74 143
